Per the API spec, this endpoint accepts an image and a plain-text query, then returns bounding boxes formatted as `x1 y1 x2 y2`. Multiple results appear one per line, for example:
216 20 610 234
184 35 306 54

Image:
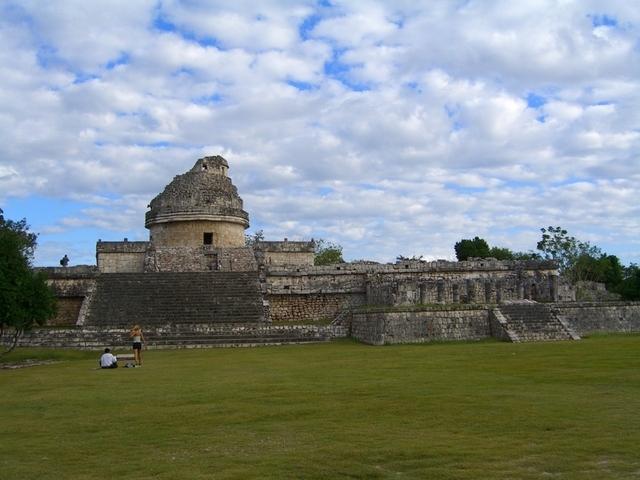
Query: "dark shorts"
101 363 118 369
133 342 142 350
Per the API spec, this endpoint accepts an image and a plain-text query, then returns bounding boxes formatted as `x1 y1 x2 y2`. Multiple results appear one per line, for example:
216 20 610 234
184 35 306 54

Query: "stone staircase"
10 324 347 350
83 272 265 326
494 301 580 342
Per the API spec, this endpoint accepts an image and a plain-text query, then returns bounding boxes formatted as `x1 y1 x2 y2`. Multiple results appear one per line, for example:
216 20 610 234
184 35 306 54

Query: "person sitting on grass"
99 348 118 369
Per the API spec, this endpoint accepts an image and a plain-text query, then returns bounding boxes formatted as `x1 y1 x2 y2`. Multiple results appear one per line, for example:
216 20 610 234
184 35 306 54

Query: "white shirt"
100 352 117 367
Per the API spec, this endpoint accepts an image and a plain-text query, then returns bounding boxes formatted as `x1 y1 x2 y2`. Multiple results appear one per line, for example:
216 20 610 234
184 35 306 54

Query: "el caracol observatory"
145 155 249 248
19 153 627 351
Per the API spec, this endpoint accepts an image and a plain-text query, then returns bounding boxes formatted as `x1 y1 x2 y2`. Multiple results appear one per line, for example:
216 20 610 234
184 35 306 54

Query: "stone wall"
365 263 559 306
268 293 365 323
49 297 84 326
144 246 257 272
263 259 558 323
255 240 315 267
552 302 640 335
351 306 491 345
35 266 98 326
148 219 246 248
574 281 621 301
97 241 148 273
3 323 348 349
266 268 365 295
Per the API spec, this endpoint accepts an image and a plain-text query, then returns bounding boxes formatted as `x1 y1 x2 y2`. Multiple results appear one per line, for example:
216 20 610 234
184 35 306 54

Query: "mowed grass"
1 336 639 480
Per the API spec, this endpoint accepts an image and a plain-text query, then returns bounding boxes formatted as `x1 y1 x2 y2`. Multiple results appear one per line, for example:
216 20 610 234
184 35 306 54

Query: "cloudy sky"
1 0 639 266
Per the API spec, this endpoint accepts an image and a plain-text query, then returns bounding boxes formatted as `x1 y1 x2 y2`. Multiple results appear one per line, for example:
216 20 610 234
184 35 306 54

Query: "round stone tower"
145 156 249 248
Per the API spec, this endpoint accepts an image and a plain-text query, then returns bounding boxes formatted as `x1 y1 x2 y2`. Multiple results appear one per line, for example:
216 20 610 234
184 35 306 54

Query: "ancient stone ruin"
14 156 640 349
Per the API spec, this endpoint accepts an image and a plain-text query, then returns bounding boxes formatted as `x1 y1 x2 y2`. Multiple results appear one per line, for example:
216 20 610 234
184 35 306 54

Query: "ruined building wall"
264 251 315 266
97 241 148 273
264 260 559 323
144 246 257 272
269 293 366 323
265 266 365 322
255 240 315 267
366 270 558 305
36 266 98 326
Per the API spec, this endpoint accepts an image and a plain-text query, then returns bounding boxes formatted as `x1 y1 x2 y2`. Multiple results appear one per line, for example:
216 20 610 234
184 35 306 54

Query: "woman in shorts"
130 325 145 366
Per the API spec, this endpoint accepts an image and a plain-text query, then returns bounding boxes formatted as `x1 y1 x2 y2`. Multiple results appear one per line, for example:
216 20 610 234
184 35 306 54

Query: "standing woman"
130 325 145 366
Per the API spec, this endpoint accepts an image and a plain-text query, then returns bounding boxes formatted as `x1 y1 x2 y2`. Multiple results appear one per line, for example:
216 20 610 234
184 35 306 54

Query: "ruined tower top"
190 155 229 176
144 155 249 248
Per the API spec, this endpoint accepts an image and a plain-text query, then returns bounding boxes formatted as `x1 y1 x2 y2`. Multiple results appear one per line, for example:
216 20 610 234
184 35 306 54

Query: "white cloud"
0 0 638 266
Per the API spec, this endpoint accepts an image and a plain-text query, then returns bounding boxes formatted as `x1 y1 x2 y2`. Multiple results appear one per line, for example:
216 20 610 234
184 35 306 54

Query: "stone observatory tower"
145 156 249 248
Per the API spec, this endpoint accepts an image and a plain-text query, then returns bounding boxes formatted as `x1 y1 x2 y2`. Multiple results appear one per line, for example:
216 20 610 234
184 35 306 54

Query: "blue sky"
1 0 639 266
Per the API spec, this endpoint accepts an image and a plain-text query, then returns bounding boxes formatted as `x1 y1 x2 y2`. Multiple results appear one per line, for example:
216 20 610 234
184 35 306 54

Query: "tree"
396 255 424 262
512 251 542 261
615 263 640 300
454 237 490 261
487 246 514 261
0 209 56 354
572 253 623 286
536 226 591 275
535 226 622 284
244 229 264 247
314 239 344 266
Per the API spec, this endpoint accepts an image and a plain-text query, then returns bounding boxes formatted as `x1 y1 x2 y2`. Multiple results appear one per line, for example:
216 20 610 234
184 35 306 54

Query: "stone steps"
497 302 575 342
84 272 265 326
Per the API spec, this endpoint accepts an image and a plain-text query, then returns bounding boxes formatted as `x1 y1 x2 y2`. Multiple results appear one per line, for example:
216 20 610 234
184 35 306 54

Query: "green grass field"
1 336 639 479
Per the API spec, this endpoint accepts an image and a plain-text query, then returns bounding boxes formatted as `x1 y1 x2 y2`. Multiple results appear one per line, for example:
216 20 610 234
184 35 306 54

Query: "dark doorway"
203 232 213 245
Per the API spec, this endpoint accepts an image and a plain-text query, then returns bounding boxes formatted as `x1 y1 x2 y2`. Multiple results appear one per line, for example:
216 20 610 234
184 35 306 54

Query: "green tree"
536 226 627 289
572 253 623 287
512 251 542 261
615 263 640 300
314 239 344 266
536 226 616 283
537 226 586 274
487 246 515 260
396 255 424 262
0 208 56 354
454 237 490 261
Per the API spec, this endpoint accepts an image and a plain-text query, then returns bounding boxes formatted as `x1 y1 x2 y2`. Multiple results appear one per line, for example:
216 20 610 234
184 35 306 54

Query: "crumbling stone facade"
97 240 148 273
254 240 315 267
262 260 559 323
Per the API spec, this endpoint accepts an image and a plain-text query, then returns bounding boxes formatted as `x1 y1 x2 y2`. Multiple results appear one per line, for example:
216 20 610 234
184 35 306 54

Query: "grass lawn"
1 336 639 479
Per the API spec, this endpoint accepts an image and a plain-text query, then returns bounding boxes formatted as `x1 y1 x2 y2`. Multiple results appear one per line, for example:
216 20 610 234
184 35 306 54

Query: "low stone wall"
351 306 491 345
552 302 640 335
2 323 348 350
268 293 365 323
